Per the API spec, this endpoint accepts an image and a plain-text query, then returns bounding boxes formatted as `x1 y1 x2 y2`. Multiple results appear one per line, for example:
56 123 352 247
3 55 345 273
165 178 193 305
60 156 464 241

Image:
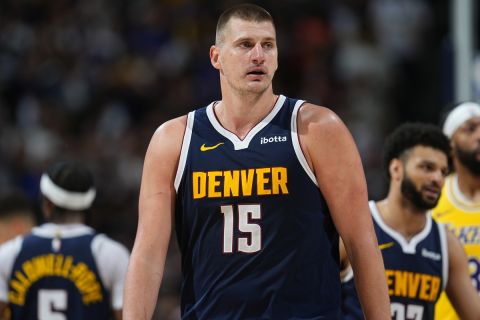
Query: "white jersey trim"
0 236 23 302
340 265 354 283
369 201 432 254
174 111 195 192
206 95 286 150
437 222 449 291
445 174 480 212
291 100 318 186
91 234 130 310
32 223 94 238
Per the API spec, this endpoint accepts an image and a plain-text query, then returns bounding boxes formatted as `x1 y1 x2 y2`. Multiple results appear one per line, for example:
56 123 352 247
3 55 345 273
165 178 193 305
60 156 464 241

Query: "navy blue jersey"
341 271 363 320
7 233 111 320
370 201 448 320
174 95 341 319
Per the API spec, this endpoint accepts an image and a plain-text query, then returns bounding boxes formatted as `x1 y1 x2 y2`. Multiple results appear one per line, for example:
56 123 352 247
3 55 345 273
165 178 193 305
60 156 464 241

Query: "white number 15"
220 204 262 253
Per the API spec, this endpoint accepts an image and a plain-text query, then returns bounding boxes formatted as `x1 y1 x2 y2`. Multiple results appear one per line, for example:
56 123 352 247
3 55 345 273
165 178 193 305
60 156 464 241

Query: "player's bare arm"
113 309 122 320
297 103 390 319
444 227 480 319
123 115 187 320
0 301 6 320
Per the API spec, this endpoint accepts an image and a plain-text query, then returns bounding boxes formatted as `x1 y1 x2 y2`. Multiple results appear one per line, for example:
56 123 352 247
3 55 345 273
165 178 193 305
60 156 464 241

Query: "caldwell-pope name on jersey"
9 253 103 306
192 167 289 199
385 269 441 302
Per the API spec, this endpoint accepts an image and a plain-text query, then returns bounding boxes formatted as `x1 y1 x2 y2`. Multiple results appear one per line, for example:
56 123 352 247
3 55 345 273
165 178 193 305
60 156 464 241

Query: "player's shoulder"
92 234 129 258
297 103 345 132
91 234 129 277
0 236 24 275
296 102 352 146
154 114 189 139
0 235 23 256
147 114 189 158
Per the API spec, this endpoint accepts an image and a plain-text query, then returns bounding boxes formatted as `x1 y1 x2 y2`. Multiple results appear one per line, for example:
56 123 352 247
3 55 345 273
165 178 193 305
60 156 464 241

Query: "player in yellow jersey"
433 102 480 320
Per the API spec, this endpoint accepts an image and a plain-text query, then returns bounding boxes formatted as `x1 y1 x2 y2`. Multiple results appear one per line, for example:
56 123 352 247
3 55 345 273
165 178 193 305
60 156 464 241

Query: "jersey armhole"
174 111 195 192
291 101 318 186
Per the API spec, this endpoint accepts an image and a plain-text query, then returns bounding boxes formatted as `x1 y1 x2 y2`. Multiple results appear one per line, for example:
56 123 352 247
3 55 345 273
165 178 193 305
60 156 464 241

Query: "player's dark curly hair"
46 161 94 194
383 123 451 180
44 161 95 216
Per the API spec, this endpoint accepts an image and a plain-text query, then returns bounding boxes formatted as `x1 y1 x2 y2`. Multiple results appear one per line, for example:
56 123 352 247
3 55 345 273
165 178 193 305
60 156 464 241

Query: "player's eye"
263 42 274 49
419 163 433 172
240 42 253 48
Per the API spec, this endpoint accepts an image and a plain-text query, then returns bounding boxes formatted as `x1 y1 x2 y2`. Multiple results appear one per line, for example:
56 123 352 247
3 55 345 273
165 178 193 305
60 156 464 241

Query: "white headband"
443 102 480 138
40 174 96 210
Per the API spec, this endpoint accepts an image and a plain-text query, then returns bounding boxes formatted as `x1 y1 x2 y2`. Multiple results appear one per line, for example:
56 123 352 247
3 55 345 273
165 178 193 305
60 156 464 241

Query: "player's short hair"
0 190 34 220
41 161 96 213
383 123 451 180
215 3 274 45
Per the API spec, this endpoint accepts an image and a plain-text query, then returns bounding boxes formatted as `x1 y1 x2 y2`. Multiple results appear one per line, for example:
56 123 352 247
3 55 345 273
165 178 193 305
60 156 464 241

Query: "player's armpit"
0 302 8 320
113 309 122 320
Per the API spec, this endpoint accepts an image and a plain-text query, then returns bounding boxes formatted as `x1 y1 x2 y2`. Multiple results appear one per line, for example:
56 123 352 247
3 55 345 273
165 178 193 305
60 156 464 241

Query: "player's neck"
215 90 278 140
377 195 427 242
50 213 85 225
454 166 480 202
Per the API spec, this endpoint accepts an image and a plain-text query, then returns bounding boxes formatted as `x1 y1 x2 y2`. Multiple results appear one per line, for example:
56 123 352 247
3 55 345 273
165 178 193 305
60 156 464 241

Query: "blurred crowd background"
0 0 478 318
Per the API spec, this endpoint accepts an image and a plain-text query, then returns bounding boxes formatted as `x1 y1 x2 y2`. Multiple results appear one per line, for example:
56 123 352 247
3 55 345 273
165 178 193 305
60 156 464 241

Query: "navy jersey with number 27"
174 95 341 319
371 201 447 320
340 202 448 320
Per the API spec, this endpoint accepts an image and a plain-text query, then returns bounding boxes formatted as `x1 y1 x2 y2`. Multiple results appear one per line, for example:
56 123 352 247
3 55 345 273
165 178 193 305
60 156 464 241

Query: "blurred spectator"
0 190 36 244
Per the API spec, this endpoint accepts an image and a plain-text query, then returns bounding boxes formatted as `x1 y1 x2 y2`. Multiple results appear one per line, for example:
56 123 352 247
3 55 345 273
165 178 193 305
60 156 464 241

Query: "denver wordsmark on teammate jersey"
192 167 288 199
8 253 103 306
385 269 441 302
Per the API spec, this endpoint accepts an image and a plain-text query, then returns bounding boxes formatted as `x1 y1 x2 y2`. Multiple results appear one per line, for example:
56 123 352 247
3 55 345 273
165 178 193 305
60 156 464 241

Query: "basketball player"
0 191 36 245
433 102 480 319
123 4 390 319
0 161 129 320
341 123 480 319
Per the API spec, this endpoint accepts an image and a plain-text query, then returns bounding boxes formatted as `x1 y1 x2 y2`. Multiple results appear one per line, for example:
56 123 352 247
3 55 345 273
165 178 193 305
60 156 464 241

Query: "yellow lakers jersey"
432 174 480 320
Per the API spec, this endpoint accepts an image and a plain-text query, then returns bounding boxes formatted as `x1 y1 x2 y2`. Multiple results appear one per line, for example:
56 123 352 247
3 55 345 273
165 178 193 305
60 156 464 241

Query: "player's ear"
41 198 54 220
449 139 456 154
389 159 403 181
210 45 221 70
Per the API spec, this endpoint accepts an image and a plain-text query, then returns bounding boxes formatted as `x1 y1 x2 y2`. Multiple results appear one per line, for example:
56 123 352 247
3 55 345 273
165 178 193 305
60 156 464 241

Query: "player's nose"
251 43 265 64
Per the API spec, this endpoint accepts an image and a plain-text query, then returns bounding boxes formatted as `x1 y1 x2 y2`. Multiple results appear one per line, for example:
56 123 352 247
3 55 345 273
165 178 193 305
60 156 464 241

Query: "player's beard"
401 175 439 211
455 145 480 176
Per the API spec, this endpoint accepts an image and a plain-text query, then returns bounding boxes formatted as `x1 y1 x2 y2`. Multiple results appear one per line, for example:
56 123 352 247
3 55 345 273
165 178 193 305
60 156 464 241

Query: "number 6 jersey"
174 95 340 319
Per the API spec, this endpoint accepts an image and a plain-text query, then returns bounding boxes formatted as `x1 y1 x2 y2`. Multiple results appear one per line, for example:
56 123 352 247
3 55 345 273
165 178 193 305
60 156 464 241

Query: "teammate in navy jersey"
0 161 129 320
340 123 480 320
124 3 390 319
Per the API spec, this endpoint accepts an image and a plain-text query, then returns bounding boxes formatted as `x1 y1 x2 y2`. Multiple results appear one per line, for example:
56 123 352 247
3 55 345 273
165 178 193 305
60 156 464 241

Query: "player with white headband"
433 101 480 320
0 161 129 320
